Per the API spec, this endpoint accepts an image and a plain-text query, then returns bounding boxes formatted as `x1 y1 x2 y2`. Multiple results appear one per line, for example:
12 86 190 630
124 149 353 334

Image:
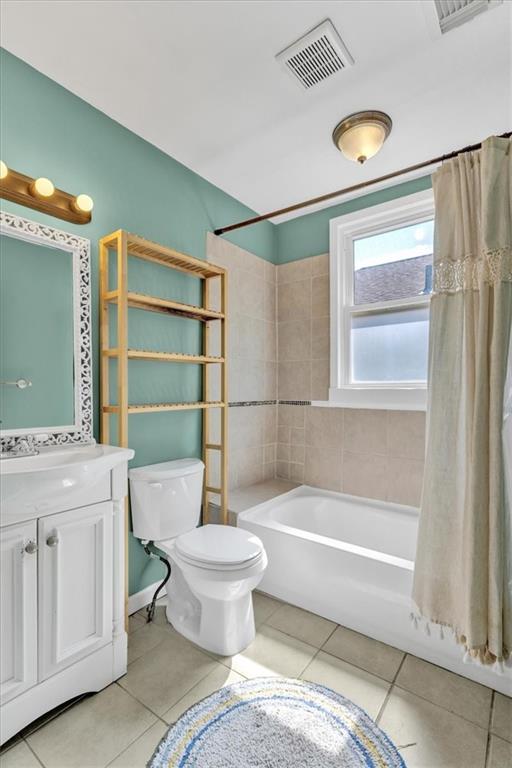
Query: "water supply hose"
142 541 171 623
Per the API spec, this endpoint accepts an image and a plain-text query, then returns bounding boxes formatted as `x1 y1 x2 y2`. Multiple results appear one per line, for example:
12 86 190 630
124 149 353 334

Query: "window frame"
326 189 435 411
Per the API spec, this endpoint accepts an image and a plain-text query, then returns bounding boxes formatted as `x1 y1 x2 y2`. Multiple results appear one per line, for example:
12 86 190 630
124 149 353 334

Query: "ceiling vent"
276 19 354 91
434 0 502 33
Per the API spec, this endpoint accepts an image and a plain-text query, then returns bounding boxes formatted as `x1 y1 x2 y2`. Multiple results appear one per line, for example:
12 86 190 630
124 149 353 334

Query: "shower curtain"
413 136 512 663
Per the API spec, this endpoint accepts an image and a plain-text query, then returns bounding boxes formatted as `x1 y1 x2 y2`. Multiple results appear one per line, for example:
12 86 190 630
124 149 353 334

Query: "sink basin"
0 444 106 474
0 443 134 524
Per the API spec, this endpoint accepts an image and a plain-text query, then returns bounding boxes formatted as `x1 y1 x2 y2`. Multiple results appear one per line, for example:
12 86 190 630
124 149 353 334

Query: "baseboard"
128 581 166 615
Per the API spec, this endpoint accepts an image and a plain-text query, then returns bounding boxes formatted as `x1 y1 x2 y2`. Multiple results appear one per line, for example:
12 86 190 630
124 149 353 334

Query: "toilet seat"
174 524 264 570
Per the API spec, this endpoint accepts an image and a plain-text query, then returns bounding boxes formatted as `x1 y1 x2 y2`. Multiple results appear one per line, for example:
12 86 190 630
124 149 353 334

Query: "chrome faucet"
0 435 40 460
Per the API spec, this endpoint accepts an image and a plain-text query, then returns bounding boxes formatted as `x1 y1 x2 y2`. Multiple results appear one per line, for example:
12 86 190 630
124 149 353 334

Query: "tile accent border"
228 400 277 407
228 400 312 407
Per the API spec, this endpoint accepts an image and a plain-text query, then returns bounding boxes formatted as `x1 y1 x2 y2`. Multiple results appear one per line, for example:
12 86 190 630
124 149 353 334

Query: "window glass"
351 306 429 383
353 220 434 305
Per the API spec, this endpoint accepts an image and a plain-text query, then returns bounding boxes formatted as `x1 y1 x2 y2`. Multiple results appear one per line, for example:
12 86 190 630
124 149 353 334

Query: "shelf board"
104 290 224 322
100 231 224 279
103 349 224 364
103 401 225 414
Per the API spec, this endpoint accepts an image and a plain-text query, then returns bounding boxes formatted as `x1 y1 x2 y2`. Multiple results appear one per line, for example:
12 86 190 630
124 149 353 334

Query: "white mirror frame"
0 212 92 449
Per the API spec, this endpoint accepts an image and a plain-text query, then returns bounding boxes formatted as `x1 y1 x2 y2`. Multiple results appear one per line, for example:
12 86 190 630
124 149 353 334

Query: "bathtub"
238 485 512 696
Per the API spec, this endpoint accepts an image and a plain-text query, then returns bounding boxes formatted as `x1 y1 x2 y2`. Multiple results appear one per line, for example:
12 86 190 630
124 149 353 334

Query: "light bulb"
74 193 94 213
31 177 55 197
0 161 8 179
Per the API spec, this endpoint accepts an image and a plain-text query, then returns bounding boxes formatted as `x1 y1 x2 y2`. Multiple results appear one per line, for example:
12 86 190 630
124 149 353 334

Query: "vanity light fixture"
332 110 392 164
0 163 93 225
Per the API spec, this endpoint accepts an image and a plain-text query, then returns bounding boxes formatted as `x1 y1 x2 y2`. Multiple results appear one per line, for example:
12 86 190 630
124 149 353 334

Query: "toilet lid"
176 525 263 566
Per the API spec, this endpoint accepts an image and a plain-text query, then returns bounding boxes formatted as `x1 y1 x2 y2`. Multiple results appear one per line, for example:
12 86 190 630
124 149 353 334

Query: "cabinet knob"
46 534 59 548
24 540 38 554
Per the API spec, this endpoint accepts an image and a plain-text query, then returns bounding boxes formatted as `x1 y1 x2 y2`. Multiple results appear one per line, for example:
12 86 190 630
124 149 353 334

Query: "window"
327 189 434 410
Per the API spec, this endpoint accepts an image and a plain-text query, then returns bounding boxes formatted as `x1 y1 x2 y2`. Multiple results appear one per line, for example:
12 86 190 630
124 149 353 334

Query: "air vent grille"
276 20 353 91
434 0 502 33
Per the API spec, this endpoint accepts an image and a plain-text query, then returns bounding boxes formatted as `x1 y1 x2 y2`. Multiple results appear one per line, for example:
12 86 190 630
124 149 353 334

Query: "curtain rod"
214 131 511 236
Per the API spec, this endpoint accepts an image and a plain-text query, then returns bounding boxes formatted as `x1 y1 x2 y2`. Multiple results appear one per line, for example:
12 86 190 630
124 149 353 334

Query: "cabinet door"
0 521 38 704
38 502 113 680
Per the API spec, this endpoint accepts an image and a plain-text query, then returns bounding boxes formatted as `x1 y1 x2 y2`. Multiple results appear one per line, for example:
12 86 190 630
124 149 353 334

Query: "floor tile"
119 629 217 716
127 621 168 665
491 692 512 742
163 665 245 724
128 613 145 634
396 654 492 728
301 650 390 719
225 624 317 679
379 686 488 768
0 741 41 768
252 592 281 627
136 601 168 629
322 625 404 682
108 722 168 768
487 734 512 768
0 736 21 757
266 603 336 648
26 684 156 768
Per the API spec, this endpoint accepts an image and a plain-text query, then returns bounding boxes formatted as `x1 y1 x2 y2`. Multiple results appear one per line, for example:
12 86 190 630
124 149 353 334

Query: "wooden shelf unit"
99 229 228 532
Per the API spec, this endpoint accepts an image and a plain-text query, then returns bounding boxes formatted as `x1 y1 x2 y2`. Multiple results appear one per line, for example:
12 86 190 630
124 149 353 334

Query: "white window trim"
319 189 434 411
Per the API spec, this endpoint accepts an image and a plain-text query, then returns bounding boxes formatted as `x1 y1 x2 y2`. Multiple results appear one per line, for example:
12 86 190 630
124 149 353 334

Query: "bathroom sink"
0 443 134 524
0 444 106 474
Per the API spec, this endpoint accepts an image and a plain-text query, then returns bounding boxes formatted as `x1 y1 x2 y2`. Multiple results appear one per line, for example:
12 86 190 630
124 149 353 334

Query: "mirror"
0 212 92 448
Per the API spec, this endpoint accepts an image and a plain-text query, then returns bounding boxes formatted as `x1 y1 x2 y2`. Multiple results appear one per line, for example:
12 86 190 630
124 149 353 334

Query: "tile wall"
207 236 425 507
275 252 426 507
206 233 277 489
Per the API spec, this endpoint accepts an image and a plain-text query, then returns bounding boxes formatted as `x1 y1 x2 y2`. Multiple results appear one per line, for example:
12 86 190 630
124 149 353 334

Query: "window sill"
313 387 427 411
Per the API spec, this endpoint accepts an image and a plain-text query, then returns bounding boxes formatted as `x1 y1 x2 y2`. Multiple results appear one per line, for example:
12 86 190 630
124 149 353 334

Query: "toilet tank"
129 458 204 542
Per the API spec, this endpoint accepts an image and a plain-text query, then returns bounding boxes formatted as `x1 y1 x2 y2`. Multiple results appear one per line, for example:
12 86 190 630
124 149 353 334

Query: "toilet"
129 458 267 656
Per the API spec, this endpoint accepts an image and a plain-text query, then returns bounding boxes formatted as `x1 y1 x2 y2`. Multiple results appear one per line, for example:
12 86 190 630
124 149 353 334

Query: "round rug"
148 677 406 767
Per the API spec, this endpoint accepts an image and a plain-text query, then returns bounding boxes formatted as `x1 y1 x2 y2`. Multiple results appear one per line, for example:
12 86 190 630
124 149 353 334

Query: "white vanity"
0 213 134 743
0 445 133 744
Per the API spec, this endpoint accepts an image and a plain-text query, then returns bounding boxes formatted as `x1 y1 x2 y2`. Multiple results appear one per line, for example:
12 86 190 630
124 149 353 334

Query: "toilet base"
164 553 264 656
166 591 256 656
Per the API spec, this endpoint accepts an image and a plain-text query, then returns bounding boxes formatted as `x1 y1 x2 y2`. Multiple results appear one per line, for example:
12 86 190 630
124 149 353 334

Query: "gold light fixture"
332 110 392 164
0 163 93 224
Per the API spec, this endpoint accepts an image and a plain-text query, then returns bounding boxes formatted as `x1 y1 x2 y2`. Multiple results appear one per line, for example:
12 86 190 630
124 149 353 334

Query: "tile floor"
1 593 510 768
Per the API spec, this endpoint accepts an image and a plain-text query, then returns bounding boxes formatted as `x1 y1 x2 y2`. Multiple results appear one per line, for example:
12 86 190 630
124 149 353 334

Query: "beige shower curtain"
413 136 512 663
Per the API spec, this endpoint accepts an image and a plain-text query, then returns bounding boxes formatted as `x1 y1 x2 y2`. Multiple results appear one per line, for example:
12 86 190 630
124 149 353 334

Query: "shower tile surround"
207 237 425 506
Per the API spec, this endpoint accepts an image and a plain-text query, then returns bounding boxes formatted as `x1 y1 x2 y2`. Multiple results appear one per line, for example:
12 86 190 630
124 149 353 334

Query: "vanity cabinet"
38 502 113 680
0 446 133 745
0 520 38 705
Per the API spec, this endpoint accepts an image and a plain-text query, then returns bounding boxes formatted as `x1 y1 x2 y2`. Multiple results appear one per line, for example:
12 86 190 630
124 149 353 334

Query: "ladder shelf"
99 230 228 623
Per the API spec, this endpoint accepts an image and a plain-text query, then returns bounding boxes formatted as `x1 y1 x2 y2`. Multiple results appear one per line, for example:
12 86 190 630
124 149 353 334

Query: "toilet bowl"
159 525 267 655
129 459 267 656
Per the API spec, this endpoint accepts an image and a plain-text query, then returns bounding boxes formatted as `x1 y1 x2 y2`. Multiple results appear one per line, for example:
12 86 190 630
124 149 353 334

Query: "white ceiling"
1 0 511 224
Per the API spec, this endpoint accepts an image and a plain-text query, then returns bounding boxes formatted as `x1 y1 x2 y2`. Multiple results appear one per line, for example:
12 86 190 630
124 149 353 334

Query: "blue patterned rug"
148 677 406 767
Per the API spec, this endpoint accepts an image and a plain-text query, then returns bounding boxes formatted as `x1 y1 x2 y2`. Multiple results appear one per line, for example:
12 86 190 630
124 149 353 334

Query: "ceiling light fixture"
332 111 392 164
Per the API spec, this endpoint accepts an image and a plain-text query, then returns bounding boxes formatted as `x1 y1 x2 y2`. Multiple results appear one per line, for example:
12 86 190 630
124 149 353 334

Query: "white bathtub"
238 485 512 696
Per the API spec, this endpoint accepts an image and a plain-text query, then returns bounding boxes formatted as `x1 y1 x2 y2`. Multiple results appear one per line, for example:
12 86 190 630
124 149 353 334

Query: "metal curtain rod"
214 131 511 236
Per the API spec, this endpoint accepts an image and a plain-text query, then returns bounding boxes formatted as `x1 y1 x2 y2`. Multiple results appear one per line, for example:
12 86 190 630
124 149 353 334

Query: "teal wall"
276 176 433 263
0 49 275 596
